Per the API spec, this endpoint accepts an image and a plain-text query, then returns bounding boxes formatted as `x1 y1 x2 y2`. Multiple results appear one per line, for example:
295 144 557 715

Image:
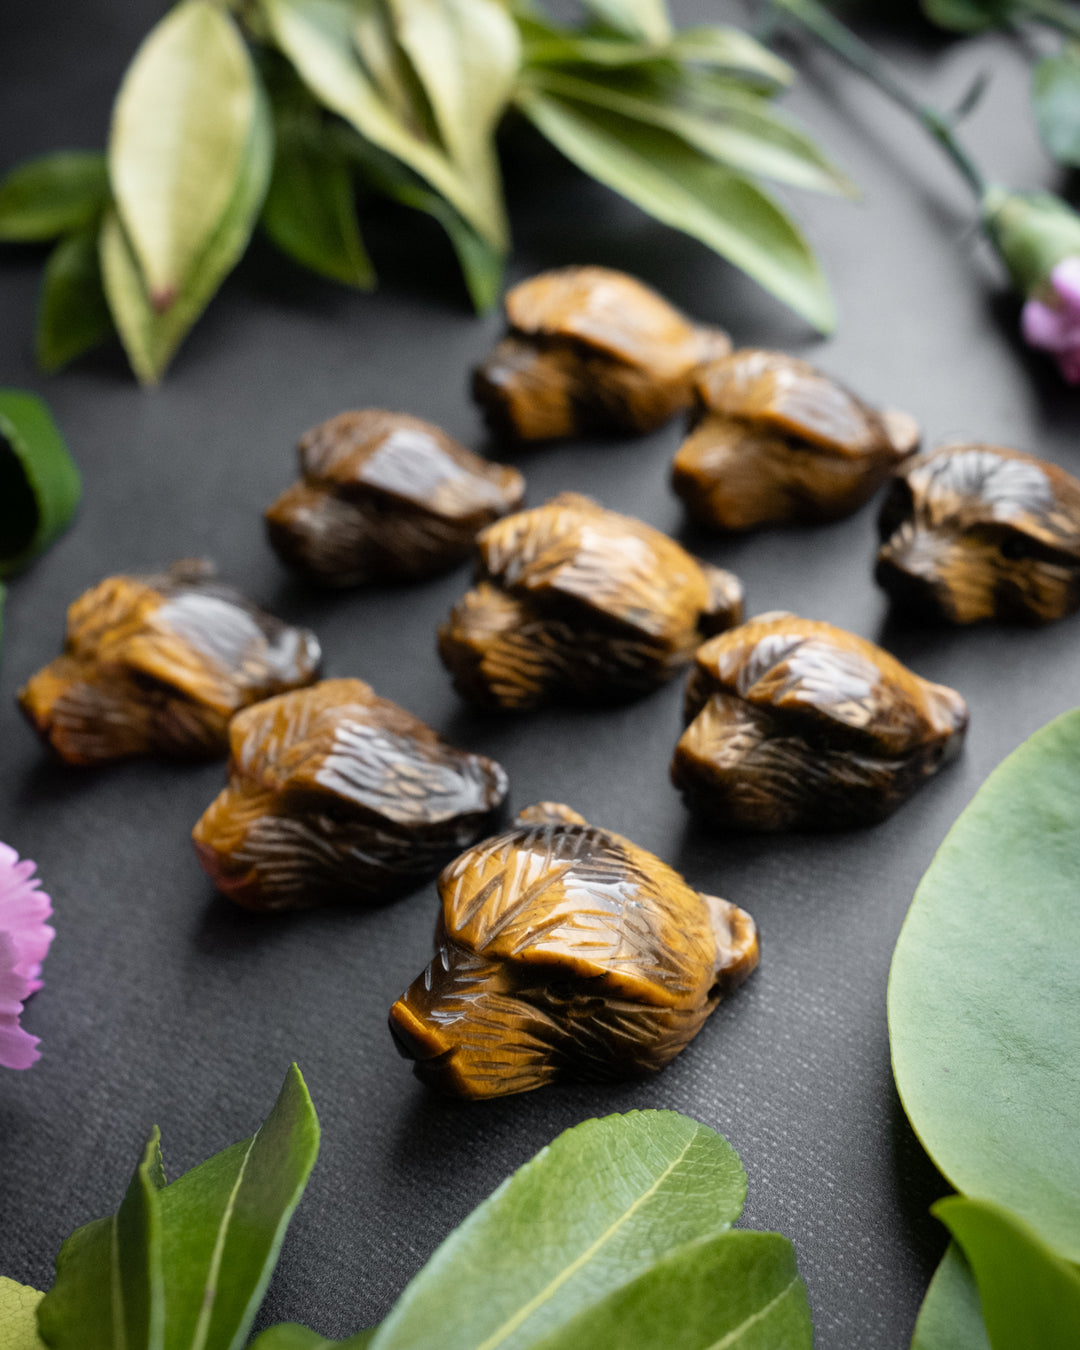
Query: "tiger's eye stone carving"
876 443 1080 624
472 266 732 440
265 410 525 586
438 492 745 710
192 678 508 910
389 802 759 1098
18 561 321 765
672 350 920 530
671 613 968 830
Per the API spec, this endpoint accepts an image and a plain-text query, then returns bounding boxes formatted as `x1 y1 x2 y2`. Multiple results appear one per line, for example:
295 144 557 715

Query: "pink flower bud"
0 843 55 1069
1021 258 1080 385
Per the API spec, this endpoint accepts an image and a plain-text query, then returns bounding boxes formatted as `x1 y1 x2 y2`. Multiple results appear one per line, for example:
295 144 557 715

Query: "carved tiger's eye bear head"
265 410 524 587
192 679 509 910
18 561 321 765
671 613 968 830
472 266 732 440
438 493 744 710
389 802 759 1099
876 444 1080 624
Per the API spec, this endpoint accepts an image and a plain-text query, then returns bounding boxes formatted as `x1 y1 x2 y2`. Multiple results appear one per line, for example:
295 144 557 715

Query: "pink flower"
0 843 55 1070
1021 257 1080 384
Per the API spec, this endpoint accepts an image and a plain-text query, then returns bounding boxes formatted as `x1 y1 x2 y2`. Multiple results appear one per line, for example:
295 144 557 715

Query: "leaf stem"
768 0 989 200
1019 0 1080 41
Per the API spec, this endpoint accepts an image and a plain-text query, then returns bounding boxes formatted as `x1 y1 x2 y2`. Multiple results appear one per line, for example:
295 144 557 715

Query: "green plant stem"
1020 0 1080 41
768 0 989 200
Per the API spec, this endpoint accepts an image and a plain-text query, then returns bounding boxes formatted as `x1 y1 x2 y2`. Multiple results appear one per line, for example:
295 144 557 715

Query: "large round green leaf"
888 710 1080 1261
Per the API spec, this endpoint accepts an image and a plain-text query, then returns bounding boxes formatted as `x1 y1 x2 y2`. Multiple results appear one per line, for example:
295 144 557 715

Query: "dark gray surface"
1 3 1076 1345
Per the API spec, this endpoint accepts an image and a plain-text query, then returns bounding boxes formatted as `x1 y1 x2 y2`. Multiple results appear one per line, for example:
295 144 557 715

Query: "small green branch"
768 0 989 200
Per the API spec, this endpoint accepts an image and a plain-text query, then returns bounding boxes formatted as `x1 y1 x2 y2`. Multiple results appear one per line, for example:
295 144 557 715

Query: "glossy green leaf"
102 77 273 383
919 0 1013 31
109 0 257 307
910 1244 990 1350
0 390 81 578
369 1111 747 1350
262 88 374 288
582 0 672 45
260 0 501 249
935 1197 1080 1349
156 1064 319 1350
388 0 519 246
527 69 855 195
249 1328 375 1349
36 224 114 372
0 152 108 242
1033 47 1080 168
0 1278 46 1350
37 1129 166 1350
534 1231 811 1350
889 709 1080 1262
516 89 834 331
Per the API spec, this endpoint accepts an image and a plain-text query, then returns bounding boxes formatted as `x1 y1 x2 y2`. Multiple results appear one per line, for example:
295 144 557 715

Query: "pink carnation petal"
1051 257 1080 310
0 847 54 1069
1022 299 1068 351
0 1016 41 1070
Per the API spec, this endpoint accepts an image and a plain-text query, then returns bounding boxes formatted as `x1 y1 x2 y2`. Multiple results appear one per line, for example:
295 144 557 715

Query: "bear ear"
515 802 588 827
697 561 745 637
700 894 760 998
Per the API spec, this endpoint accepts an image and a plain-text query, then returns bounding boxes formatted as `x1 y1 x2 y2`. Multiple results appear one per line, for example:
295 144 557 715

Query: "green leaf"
515 89 835 331
0 1277 47 1350
934 1197 1080 1349
36 224 114 372
911 1244 990 1350
387 0 519 245
101 74 274 383
1033 47 1080 168
527 69 855 196
532 1232 812 1350
919 0 1013 32
37 1129 166 1350
157 1064 320 1350
368 1110 747 1350
260 0 503 250
0 152 108 242
248 1328 375 1349
888 709 1080 1262
581 0 672 45
262 87 375 288
109 0 259 307
667 26 793 87
0 389 81 578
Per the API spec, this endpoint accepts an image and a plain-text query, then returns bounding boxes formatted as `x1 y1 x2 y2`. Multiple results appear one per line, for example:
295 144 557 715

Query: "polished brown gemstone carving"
875 442 1080 624
672 350 920 530
18 561 321 765
265 410 525 587
192 678 508 910
438 492 745 710
389 802 759 1098
472 266 732 440
671 613 968 830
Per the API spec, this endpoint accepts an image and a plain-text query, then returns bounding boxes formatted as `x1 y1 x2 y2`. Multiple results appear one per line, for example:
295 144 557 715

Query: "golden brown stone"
192 678 508 910
18 561 320 765
265 410 525 586
876 442 1080 624
389 802 758 1098
438 492 744 709
671 613 967 829
473 266 731 440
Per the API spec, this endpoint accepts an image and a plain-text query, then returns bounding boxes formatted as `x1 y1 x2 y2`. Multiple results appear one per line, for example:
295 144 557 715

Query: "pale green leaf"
101 77 273 383
0 1277 46 1350
668 26 792 87
260 0 502 249
910 1244 990 1350
352 1 434 131
37 1129 166 1350
248 1328 375 1349
533 1232 812 1350
109 0 258 306
0 389 82 578
1033 47 1080 169
368 1111 747 1350
935 1197 1080 1349
919 0 1012 32
0 152 108 242
388 0 519 243
889 709 1080 1262
581 0 672 45
528 69 855 195
36 224 114 372
516 89 835 331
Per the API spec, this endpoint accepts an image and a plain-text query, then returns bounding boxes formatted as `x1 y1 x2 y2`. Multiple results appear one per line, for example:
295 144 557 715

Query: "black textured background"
1 3 1077 1345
